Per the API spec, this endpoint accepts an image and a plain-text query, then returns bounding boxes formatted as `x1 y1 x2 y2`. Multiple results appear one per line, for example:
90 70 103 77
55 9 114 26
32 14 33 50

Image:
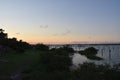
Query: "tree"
0 28 4 33
35 44 49 51
0 29 8 40
0 28 30 53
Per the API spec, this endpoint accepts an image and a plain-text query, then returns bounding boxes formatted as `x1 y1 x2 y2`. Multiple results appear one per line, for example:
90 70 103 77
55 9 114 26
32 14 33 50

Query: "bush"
39 50 72 72
79 47 103 60
73 62 120 80
35 44 49 51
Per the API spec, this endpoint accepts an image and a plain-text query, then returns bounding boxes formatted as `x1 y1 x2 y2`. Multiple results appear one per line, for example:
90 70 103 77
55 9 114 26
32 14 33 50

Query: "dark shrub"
74 62 120 80
40 51 72 72
79 47 103 60
35 44 49 51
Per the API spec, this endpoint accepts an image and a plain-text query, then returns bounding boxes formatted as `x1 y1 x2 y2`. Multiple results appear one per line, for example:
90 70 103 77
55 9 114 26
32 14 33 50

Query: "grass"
0 49 40 79
22 50 74 80
74 62 120 80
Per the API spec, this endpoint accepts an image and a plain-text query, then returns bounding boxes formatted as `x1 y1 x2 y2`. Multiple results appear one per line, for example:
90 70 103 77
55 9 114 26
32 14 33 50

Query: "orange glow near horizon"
10 34 120 44
2 24 120 44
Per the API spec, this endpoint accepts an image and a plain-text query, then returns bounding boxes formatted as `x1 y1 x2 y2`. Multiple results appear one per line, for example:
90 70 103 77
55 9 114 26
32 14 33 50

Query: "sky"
0 0 120 44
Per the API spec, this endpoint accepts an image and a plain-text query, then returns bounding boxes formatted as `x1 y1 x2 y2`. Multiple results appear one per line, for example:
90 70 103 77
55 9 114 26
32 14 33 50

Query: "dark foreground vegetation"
0 29 31 56
79 47 103 60
0 29 120 80
74 62 120 80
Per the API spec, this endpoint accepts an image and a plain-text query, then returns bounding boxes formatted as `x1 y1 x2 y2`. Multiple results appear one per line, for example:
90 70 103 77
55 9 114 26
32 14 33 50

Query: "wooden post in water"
108 47 112 65
101 48 104 57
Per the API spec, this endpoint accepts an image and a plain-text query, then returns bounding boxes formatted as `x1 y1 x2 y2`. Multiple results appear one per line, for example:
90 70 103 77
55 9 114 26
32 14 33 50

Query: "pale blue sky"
0 0 120 44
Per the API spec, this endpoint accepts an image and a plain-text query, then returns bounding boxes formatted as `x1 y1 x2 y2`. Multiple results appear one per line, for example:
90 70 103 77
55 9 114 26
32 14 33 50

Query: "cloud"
15 32 21 35
53 29 71 36
61 29 71 35
40 25 48 28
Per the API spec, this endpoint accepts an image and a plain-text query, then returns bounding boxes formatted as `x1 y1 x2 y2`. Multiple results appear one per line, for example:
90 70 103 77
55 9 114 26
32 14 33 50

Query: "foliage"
0 29 31 54
73 62 120 80
79 47 103 60
23 47 73 80
34 44 49 51
0 50 40 80
40 48 72 72
0 29 7 41
50 46 74 55
80 47 98 55
1 46 120 80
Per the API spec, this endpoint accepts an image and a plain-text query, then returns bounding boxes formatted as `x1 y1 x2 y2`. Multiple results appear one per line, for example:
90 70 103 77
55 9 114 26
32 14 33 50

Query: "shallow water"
49 44 120 66
72 45 120 66
72 53 88 66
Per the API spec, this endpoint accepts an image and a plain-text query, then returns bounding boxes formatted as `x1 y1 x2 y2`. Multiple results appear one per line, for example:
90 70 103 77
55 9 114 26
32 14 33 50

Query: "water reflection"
72 53 88 66
72 45 120 66
49 44 120 66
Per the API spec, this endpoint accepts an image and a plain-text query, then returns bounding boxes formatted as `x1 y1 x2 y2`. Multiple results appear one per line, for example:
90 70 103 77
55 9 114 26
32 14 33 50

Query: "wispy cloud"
15 32 21 35
61 29 71 35
40 25 48 28
53 29 71 36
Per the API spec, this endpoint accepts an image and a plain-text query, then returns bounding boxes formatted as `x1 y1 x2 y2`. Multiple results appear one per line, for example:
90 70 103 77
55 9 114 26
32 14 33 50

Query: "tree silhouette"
0 28 4 33
0 29 7 40
0 28 30 53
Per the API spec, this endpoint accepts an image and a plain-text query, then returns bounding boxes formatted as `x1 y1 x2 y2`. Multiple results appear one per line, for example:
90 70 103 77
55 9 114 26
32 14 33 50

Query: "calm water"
49 44 120 66
72 45 120 66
